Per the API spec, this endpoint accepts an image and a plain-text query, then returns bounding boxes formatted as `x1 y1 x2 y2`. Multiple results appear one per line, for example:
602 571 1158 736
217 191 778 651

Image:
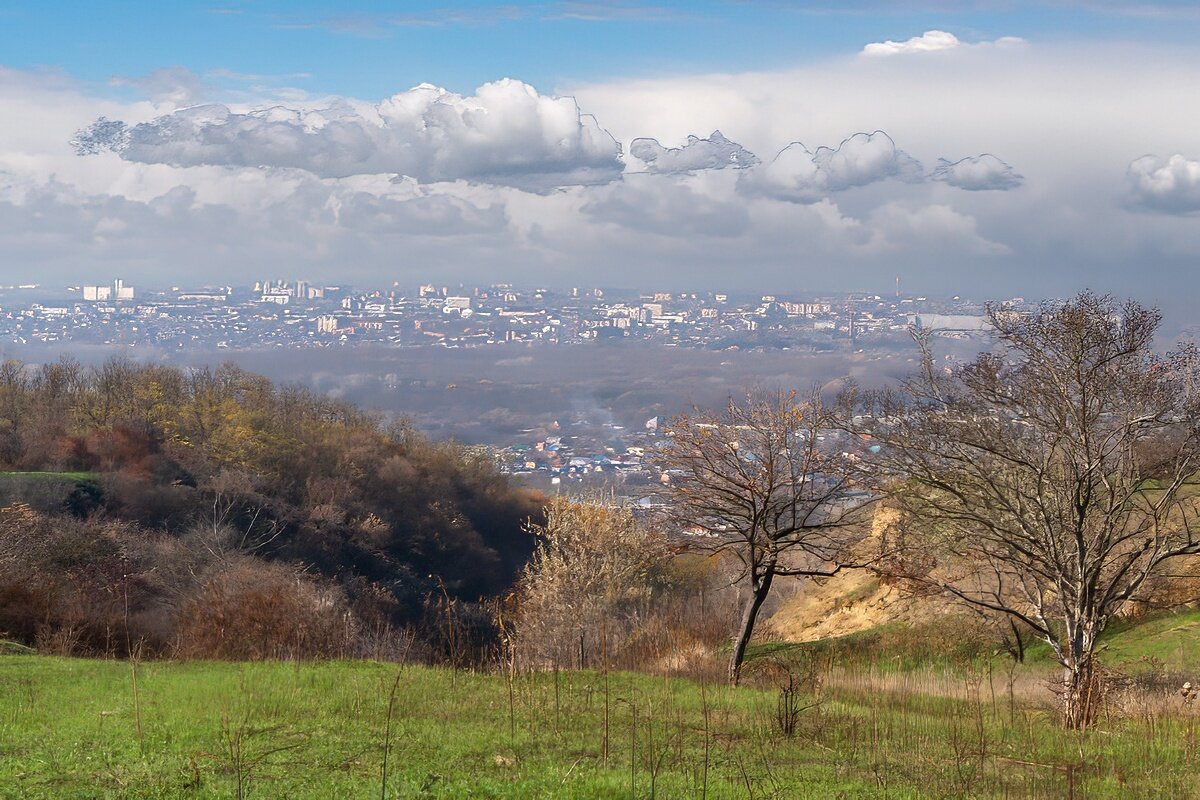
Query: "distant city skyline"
2 2 1200 315
0 275 1005 353
0 275 1023 305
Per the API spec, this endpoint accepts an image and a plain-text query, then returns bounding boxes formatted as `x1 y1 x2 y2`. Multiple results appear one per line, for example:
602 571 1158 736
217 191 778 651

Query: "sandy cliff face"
765 572 950 642
765 506 957 642
765 506 1200 643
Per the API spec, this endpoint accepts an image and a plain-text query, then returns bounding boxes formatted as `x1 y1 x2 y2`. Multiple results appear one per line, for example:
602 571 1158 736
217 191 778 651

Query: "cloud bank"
73 79 624 191
73 81 1020 209
8 34 1199 305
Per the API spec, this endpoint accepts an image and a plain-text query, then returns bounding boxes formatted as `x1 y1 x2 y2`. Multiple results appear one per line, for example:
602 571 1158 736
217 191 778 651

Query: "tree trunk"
1062 659 1098 730
728 568 775 686
1008 618 1026 663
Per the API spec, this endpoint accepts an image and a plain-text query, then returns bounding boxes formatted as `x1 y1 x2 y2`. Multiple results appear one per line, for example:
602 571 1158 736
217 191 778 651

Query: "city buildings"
0 281 999 351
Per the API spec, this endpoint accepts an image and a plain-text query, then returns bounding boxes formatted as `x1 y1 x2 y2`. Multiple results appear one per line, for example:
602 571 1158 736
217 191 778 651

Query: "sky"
2 1 1200 306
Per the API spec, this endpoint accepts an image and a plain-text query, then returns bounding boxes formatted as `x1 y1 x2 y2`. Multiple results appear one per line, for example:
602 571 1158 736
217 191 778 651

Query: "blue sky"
5 1 1200 98
2 2 1200 306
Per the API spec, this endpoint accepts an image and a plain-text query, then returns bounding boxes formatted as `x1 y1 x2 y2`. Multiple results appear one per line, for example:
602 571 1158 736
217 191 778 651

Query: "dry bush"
0 500 394 662
0 356 550 665
0 503 176 656
0 580 52 645
512 496 672 669
175 560 355 660
339 577 419 661
416 593 503 669
616 552 742 676
0 504 47 642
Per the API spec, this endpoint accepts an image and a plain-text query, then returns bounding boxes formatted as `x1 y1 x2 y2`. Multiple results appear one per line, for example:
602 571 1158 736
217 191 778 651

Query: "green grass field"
1092 609 1200 671
754 607 1200 676
0 471 100 483
0 470 103 514
2 646 1199 799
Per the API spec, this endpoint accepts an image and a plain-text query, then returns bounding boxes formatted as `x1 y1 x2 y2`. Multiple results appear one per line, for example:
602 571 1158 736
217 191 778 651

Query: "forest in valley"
0 357 544 661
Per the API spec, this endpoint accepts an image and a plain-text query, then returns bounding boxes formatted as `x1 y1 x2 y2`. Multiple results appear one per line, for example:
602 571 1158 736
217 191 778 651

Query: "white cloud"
1127 154 1200 214
628 130 758 173
862 30 1026 57
932 155 1023 191
863 30 962 56
558 42 1200 304
73 79 624 191
740 131 922 203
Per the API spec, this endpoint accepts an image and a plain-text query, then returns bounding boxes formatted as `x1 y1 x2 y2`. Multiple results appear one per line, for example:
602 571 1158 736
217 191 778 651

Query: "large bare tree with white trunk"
852 292 1200 729
660 389 877 686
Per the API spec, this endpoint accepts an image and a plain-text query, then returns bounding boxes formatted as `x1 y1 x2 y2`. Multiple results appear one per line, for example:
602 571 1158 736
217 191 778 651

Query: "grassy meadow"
3 618 1200 800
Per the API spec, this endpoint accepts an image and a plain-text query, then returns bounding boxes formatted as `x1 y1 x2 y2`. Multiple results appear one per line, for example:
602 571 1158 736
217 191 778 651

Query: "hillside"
767 505 1200 666
766 569 1200 675
766 570 956 643
0 358 544 661
767 505 957 643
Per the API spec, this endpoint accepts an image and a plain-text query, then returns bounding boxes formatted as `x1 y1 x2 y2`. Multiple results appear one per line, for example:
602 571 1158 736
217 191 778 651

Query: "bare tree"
853 292 1200 728
659 389 877 686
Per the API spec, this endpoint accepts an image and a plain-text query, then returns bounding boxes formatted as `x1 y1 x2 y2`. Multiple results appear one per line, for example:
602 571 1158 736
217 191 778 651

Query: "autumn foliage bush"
512 497 738 674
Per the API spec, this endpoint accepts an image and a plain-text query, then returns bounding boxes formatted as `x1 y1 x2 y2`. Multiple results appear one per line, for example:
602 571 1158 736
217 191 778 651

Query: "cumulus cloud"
628 130 758 173
73 79 623 191
932 154 1023 191
740 131 922 203
862 30 1026 57
626 129 1024 198
1127 154 1200 214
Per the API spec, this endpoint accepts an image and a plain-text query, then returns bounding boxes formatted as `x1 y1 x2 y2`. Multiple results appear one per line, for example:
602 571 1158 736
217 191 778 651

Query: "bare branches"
858 291 1200 728
659 388 878 684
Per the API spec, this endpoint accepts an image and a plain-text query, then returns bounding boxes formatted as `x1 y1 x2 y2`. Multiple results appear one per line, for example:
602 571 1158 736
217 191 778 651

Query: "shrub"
513 497 673 669
175 561 356 660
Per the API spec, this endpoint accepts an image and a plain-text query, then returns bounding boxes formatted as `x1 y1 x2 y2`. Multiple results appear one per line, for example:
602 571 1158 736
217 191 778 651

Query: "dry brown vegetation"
510 496 739 673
